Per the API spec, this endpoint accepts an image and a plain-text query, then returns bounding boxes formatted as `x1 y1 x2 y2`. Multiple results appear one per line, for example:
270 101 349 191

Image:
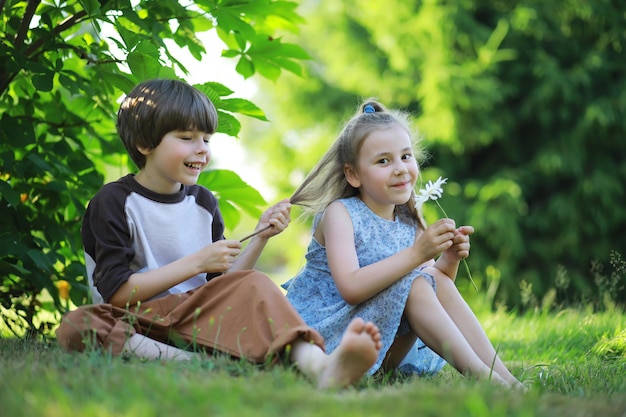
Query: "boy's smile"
136 129 211 194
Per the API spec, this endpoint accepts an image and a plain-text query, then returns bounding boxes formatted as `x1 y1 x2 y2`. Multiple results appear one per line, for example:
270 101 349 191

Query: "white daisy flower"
414 176 448 209
412 176 477 291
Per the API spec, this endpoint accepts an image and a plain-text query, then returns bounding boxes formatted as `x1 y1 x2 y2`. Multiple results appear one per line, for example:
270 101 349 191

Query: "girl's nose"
394 164 408 175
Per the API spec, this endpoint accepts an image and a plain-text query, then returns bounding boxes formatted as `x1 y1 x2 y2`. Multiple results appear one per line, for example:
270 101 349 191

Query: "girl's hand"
413 218 457 260
198 239 242 273
442 225 474 262
255 198 291 239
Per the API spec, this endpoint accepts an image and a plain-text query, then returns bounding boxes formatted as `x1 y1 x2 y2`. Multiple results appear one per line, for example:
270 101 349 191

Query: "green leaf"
271 56 304 76
97 70 137 92
0 115 36 147
215 198 241 231
219 98 268 121
251 58 281 81
0 180 20 207
114 18 143 51
173 24 206 61
216 110 241 137
277 42 312 60
191 14 214 32
195 81 235 98
26 154 52 172
127 42 166 80
235 55 255 79
214 10 256 41
216 27 243 51
32 72 54 92
80 0 102 15
197 169 267 228
221 49 240 58
26 249 51 272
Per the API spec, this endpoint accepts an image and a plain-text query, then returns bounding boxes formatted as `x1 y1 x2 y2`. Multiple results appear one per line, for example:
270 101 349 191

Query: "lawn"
1 306 624 417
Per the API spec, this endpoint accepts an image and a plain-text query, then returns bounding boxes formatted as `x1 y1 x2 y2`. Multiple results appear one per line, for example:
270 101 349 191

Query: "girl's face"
135 129 212 194
345 125 418 220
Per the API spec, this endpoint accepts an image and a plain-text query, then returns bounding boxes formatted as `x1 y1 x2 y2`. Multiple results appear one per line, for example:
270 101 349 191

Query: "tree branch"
0 0 8 18
14 0 42 48
23 9 89 58
1 7 89 97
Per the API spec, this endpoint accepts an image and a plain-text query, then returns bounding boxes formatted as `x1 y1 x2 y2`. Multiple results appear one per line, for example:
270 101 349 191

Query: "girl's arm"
323 202 456 305
230 199 291 271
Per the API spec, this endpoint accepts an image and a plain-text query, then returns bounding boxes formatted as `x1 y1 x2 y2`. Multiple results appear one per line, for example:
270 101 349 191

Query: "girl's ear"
344 163 361 188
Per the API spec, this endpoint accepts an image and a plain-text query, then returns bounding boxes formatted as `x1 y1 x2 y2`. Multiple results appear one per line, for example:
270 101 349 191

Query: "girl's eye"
402 153 413 160
377 158 390 164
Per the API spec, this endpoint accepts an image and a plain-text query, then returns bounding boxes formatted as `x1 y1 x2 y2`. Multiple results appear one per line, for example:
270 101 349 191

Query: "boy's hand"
200 239 241 273
256 198 291 239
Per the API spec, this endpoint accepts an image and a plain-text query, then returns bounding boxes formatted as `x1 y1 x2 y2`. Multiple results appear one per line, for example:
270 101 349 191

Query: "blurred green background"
244 0 626 310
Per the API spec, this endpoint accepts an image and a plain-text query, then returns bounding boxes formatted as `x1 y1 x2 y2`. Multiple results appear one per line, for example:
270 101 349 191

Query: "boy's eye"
402 153 413 160
377 158 389 164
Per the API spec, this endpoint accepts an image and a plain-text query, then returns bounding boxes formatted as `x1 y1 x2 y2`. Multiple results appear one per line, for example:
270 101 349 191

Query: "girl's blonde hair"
290 98 427 230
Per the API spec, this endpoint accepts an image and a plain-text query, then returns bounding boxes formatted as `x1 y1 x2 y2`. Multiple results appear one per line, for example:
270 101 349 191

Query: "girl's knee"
409 276 437 302
421 267 458 292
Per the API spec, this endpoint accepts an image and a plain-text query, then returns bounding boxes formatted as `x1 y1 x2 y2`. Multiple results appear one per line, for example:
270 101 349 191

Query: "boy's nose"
196 141 209 153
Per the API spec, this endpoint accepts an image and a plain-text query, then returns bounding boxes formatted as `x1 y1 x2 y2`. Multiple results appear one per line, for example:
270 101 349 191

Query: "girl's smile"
345 125 418 219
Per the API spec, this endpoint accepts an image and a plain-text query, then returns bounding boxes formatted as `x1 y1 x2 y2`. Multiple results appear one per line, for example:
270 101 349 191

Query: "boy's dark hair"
117 78 218 169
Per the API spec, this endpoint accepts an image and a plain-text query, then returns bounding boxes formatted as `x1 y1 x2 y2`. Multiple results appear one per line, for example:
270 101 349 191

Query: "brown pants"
56 270 324 362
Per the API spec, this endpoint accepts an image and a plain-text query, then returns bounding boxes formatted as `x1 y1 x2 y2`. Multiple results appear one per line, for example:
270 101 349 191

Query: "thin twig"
239 225 271 243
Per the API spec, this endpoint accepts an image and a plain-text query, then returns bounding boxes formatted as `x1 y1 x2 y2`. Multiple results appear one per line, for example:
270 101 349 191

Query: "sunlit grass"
0 306 624 417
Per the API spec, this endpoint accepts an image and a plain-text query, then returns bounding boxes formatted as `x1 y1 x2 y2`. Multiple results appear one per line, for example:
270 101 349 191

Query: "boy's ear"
344 163 361 188
137 146 152 156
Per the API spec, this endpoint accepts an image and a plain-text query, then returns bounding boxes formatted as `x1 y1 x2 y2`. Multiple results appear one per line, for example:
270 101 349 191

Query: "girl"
284 99 523 388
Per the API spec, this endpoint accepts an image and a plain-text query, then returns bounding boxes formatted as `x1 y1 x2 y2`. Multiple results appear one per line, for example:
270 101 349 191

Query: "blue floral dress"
283 197 446 375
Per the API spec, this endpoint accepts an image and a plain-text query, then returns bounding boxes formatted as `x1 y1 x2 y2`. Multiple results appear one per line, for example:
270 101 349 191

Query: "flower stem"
434 200 478 291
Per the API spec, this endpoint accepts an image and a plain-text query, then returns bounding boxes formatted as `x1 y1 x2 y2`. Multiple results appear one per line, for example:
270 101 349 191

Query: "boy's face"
136 129 212 194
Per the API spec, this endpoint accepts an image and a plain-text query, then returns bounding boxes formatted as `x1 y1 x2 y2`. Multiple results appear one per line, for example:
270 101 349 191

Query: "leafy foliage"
0 0 309 336
245 0 626 309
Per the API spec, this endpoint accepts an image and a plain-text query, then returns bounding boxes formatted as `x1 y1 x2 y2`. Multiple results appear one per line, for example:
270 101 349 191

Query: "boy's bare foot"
316 317 382 389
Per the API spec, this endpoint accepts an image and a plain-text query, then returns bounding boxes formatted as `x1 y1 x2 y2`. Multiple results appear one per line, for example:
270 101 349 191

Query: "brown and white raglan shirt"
82 174 225 304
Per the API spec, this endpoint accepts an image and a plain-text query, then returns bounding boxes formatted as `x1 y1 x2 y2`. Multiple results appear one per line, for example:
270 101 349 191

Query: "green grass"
1 307 625 417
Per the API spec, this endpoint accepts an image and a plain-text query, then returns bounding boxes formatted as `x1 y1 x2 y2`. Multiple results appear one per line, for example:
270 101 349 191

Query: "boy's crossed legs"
123 317 381 389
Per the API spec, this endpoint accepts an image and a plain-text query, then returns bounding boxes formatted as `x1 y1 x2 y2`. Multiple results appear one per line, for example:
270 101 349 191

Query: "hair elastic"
363 104 376 113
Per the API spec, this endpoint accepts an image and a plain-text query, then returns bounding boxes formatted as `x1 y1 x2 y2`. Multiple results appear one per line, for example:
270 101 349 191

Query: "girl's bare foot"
510 379 528 392
316 317 382 389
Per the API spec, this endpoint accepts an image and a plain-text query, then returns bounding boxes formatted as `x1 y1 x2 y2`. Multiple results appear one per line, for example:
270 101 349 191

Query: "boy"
56 78 381 389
